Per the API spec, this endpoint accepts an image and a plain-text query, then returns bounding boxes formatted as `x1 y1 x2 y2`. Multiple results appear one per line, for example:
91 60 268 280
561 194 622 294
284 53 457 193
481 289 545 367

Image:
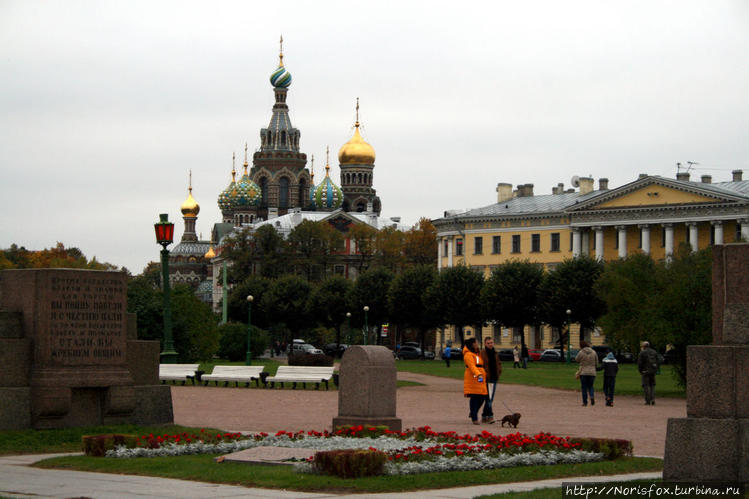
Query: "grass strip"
34 455 662 493
396 361 685 398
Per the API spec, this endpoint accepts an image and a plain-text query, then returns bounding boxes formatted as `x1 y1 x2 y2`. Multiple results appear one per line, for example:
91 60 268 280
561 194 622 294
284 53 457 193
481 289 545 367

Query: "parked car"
289 343 323 355
528 349 543 361
498 349 515 361
616 351 635 363
397 346 434 360
323 343 348 358
402 341 421 349
540 349 562 362
592 345 611 362
442 347 463 360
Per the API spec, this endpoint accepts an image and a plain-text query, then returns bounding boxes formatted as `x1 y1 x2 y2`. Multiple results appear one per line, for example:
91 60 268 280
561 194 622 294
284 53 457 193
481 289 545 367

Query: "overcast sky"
2 0 748 273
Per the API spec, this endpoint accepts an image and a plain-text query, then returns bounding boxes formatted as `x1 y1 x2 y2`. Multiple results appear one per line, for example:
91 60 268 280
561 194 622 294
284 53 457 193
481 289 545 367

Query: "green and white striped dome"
313 163 343 210
270 65 291 88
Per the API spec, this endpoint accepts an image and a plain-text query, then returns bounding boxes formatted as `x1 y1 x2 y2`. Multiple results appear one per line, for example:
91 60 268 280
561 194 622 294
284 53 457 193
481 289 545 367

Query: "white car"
290 343 323 355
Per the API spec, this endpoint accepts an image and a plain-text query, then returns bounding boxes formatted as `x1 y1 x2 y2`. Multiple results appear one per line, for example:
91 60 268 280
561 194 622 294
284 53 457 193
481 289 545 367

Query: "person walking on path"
602 351 619 406
513 346 520 368
575 340 599 406
521 344 529 369
443 343 451 368
480 336 502 423
463 337 488 425
638 341 660 405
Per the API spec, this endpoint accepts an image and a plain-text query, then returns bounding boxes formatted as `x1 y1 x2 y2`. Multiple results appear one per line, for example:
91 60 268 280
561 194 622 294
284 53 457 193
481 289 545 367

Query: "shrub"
82 434 138 457
218 322 268 361
570 437 632 459
288 352 334 366
313 449 387 478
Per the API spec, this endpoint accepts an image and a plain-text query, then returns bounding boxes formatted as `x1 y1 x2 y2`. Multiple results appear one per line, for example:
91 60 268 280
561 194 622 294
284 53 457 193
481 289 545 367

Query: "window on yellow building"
492 236 501 254
737 223 742 242
512 327 522 343
474 237 483 255
512 235 521 253
531 234 540 252
569 232 573 251
456 238 463 256
551 233 560 252
444 239 449 256
661 227 666 248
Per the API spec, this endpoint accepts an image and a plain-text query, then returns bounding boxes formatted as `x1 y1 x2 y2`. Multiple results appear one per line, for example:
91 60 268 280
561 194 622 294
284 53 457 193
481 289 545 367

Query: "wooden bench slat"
265 366 335 390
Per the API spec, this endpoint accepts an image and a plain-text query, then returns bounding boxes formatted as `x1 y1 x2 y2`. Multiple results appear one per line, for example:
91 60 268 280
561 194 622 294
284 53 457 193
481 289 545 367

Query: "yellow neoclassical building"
432 170 749 351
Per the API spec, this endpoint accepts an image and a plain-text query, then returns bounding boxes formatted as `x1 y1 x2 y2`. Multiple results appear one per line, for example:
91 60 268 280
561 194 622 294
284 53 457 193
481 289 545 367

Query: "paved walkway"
0 371 679 498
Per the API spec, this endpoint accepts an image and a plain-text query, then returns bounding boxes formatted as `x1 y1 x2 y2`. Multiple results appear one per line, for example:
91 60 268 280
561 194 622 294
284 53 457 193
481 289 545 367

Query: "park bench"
264 366 336 390
159 364 200 385
201 365 266 387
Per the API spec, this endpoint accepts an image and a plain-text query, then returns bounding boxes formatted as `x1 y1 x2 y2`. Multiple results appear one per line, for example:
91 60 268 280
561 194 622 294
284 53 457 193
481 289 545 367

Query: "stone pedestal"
663 243 749 481
0 269 173 429
332 345 402 431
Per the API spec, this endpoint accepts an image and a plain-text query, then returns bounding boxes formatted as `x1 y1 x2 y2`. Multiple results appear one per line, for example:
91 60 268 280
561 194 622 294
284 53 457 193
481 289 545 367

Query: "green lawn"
395 360 685 398
34 454 662 494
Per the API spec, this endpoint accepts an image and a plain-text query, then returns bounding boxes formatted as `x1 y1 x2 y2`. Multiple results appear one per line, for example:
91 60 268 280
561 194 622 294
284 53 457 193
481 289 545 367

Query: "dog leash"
499 399 515 414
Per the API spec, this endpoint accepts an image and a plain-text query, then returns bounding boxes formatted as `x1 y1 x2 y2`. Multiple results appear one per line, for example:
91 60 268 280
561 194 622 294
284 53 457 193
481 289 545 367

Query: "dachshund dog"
500 413 521 428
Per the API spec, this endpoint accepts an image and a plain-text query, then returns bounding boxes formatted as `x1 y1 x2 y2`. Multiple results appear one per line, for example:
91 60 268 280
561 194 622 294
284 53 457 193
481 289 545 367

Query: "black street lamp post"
346 312 351 345
154 214 177 364
363 306 369 345
566 309 572 364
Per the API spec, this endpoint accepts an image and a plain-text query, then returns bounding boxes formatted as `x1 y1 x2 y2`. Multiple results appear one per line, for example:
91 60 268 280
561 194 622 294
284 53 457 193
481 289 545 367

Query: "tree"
425 265 484 346
375 226 405 272
1 242 119 270
481 260 544 349
253 224 287 278
227 275 271 327
260 275 312 338
388 265 440 355
217 322 268 361
126 271 163 341
349 223 378 273
307 275 352 346
171 284 219 362
221 227 258 283
539 256 605 357
316 222 345 279
288 220 343 281
404 218 438 267
349 267 394 344
594 253 659 354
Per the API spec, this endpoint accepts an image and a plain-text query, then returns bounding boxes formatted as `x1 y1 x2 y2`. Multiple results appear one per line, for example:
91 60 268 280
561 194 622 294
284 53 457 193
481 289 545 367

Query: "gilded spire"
243 142 249 173
338 98 376 165
355 97 360 127
188 169 193 194
231 152 236 181
279 35 284 67
325 146 331 176
310 154 315 183
181 170 200 217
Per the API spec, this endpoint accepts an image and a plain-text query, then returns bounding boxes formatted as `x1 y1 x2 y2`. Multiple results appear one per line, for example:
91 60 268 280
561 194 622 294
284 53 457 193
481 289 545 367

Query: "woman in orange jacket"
463 337 488 424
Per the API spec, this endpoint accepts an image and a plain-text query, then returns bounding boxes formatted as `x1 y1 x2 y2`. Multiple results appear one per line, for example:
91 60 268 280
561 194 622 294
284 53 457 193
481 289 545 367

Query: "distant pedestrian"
602 351 619 406
462 337 487 425
638 341 660 405
521 344 529 369
575 340 599 406
274 340 281 356
480 336 502 424
443 344 451 368
513 346 520 368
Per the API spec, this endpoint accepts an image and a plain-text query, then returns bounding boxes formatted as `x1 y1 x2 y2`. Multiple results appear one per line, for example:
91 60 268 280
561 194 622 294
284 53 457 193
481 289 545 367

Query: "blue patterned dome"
234 170 262 207
218 162 237 212
270 65 291 88
313 158 343 210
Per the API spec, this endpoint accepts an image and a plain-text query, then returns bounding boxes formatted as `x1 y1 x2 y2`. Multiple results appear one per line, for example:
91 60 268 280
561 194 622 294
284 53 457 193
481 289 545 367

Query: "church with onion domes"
168 38 404 304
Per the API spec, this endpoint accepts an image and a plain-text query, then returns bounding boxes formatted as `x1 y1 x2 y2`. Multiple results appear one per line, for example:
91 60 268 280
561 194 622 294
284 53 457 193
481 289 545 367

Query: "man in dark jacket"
480 336 502 423
637 341 660 405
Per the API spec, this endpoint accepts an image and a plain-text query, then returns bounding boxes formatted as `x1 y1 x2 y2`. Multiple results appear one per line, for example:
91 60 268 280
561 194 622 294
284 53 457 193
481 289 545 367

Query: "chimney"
579 177 594 195
676 172 690 181
268 207 278 219
638 173 648 179
701 175 712 184
496 183 513 202
366 201 374 213
552 183 564 195
516 184 534 197
733 170 743 182
599 178 609 190
291 208 302 225
390 216 401 223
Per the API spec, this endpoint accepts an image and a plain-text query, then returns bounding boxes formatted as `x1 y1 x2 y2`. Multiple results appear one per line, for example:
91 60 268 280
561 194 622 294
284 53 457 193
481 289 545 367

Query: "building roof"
172 241 211 256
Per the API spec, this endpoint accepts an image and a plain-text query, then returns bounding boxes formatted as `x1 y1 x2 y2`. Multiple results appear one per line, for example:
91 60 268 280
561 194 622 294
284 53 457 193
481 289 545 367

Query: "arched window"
281 131 287 147
260 177 268 205
358 173 363 184
356 202 366 212
279 177 290 208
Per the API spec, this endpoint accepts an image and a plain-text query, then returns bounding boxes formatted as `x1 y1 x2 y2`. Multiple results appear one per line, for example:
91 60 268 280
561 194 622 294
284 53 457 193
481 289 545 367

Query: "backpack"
643 349 658 375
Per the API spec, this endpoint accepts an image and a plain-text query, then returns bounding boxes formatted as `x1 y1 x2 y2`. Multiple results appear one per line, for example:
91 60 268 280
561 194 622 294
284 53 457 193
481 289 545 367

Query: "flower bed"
103 426 608 476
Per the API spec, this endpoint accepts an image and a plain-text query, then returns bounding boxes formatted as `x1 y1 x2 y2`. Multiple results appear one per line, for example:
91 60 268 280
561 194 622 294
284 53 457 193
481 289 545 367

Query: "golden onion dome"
181 187 200 218
338 123 375 165
204 245 216 259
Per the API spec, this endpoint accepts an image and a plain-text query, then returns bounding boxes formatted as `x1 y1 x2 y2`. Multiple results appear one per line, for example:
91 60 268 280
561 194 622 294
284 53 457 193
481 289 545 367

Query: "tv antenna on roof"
678 161 700 173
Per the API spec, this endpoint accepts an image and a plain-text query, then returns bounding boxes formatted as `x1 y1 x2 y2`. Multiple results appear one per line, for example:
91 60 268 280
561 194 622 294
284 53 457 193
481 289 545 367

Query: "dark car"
442 347 463 360
398 345 435 360
592 345 611 362
498 349 515 361
616 351 635 363
540 349 562 362
323 343 348 358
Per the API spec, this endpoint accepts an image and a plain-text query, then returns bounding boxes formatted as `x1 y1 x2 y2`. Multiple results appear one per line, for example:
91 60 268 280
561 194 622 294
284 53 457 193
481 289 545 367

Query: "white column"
437 236 443 270
687 222 699 252
581 231 590 256
712 221 724 245
616 225 627 258
664 223 674 263
572 228 582 257
741 218 749 241
594 226 604 261
639 224 651 255
447 236 454 268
